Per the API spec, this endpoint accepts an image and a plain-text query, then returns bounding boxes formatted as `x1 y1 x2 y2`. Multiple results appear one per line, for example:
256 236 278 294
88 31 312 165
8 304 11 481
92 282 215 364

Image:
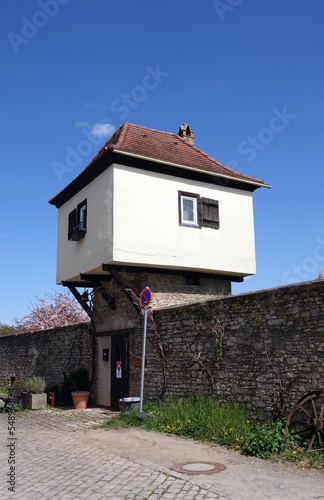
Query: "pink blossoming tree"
17 290 90 332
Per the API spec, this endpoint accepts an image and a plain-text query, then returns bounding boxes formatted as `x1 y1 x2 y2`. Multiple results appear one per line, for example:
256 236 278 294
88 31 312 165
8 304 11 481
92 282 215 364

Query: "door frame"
96 328 133 410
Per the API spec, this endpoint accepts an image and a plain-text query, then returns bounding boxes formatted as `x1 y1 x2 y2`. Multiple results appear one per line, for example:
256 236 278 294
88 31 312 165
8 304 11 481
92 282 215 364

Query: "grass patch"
99 396 324 469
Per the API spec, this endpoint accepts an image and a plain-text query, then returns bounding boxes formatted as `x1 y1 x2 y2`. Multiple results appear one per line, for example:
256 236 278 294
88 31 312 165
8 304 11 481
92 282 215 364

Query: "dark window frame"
178 191 200 227
68 199 87 241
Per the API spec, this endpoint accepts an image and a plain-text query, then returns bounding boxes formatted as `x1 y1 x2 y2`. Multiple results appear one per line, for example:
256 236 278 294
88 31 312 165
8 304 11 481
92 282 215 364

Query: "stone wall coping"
153 278 324 314
0 322 91 339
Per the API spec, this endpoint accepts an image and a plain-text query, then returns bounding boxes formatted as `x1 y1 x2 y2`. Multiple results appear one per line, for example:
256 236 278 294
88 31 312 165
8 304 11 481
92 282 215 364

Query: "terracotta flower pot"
71 391 90 409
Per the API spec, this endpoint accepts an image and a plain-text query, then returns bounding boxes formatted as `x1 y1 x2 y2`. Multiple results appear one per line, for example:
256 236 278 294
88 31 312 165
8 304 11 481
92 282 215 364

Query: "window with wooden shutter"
68 199 87 240
178 192 219 230
200 197 219 229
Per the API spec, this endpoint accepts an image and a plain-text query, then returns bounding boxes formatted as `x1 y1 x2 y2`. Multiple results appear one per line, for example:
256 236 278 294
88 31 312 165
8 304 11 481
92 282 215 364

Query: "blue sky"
1 0 324 324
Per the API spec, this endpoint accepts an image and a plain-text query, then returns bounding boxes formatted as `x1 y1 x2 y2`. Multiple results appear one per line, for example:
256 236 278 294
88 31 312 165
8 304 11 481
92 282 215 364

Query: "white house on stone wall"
49 122 269 288
49 122 270 408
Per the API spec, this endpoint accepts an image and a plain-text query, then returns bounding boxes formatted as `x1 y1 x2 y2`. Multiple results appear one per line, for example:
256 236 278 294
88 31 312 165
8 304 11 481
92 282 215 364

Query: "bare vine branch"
265 330 302 419
187 352 215 394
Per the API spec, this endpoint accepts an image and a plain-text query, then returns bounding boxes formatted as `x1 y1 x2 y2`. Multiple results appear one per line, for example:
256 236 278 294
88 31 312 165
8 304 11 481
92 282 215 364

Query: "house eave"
114 149 271 190
49 147 271 209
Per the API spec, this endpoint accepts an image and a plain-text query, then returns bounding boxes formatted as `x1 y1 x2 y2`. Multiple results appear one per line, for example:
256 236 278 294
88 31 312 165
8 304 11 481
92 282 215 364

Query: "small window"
68 199 87 241
179 192 199 227
185 276 200 286
178 192 219 230
78 201 87 231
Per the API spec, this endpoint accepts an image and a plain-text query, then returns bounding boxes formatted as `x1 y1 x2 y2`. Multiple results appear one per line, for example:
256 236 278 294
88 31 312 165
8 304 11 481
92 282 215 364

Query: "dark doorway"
110 333 129 410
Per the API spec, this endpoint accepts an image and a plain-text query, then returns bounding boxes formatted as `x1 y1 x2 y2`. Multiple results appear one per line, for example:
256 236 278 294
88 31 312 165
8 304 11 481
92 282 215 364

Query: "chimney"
178 123 194 145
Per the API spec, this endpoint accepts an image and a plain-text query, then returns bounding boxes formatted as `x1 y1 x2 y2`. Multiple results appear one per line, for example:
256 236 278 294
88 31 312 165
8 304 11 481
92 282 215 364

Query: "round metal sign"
140 287 151 307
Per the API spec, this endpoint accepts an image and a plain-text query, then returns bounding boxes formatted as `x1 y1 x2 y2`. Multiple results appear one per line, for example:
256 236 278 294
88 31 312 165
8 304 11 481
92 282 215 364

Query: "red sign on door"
116 361 122 378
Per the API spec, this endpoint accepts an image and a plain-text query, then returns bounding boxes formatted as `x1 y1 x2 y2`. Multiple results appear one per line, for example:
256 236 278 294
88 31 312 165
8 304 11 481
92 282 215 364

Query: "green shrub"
24 376 46 394
242 420 294 458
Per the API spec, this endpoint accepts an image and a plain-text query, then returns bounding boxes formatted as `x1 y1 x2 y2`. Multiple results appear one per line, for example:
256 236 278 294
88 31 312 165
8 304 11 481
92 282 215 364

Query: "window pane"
183 199 194 221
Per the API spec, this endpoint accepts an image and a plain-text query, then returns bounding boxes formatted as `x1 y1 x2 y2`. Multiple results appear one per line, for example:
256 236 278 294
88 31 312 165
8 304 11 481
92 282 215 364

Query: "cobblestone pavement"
0 408 228 499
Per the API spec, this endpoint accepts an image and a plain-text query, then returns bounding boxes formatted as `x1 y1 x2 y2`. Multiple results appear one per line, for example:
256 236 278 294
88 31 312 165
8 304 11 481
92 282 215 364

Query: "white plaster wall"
56 167 114 283
56 163 256 282
112 165 256 276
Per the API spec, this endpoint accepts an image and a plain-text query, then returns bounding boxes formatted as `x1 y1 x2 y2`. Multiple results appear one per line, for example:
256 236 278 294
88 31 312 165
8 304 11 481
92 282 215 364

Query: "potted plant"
61 368 90 409
22 376 47 410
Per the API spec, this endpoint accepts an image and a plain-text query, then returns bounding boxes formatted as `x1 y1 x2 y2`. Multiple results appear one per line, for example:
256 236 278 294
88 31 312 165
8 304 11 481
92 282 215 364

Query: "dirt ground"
83 427 324 500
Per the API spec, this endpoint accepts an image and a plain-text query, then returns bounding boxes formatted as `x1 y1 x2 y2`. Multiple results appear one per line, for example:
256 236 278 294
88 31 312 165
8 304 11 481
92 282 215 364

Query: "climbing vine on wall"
195 319 226 371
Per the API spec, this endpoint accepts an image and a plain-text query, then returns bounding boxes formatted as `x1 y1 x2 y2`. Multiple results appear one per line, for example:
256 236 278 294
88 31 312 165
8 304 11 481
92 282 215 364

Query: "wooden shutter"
68 209 77 240
200 198 219 229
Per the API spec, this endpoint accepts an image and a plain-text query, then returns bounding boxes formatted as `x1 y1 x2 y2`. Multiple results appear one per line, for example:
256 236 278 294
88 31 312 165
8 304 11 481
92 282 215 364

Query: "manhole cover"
171 461 226 475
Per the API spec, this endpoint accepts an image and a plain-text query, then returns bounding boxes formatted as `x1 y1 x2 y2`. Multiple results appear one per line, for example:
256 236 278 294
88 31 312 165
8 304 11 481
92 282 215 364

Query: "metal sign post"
140 287 151 413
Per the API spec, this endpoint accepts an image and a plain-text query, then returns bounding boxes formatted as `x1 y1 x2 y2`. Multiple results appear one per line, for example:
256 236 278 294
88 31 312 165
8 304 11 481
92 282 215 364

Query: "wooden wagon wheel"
285 390 324 450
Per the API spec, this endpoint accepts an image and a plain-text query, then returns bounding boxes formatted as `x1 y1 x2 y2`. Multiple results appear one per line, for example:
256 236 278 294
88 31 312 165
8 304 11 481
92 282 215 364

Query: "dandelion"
212 437 215 440
187 420 190 423
293 451 296 454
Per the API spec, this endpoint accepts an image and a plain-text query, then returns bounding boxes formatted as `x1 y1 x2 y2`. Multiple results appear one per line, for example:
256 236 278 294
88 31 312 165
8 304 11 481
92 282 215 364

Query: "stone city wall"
1 277 323 420
146 280 324 418
0 323 92 389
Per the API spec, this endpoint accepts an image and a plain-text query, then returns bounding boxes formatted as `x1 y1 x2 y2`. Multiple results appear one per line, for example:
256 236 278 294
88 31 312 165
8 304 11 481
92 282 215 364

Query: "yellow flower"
293 451 296 454
187 420 190 423
212 436 215 439
247 421 249 423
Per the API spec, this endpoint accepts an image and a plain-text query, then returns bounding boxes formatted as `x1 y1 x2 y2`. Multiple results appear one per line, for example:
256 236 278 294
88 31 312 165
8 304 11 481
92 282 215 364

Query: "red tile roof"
49 122 268 206
82 122 265 184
